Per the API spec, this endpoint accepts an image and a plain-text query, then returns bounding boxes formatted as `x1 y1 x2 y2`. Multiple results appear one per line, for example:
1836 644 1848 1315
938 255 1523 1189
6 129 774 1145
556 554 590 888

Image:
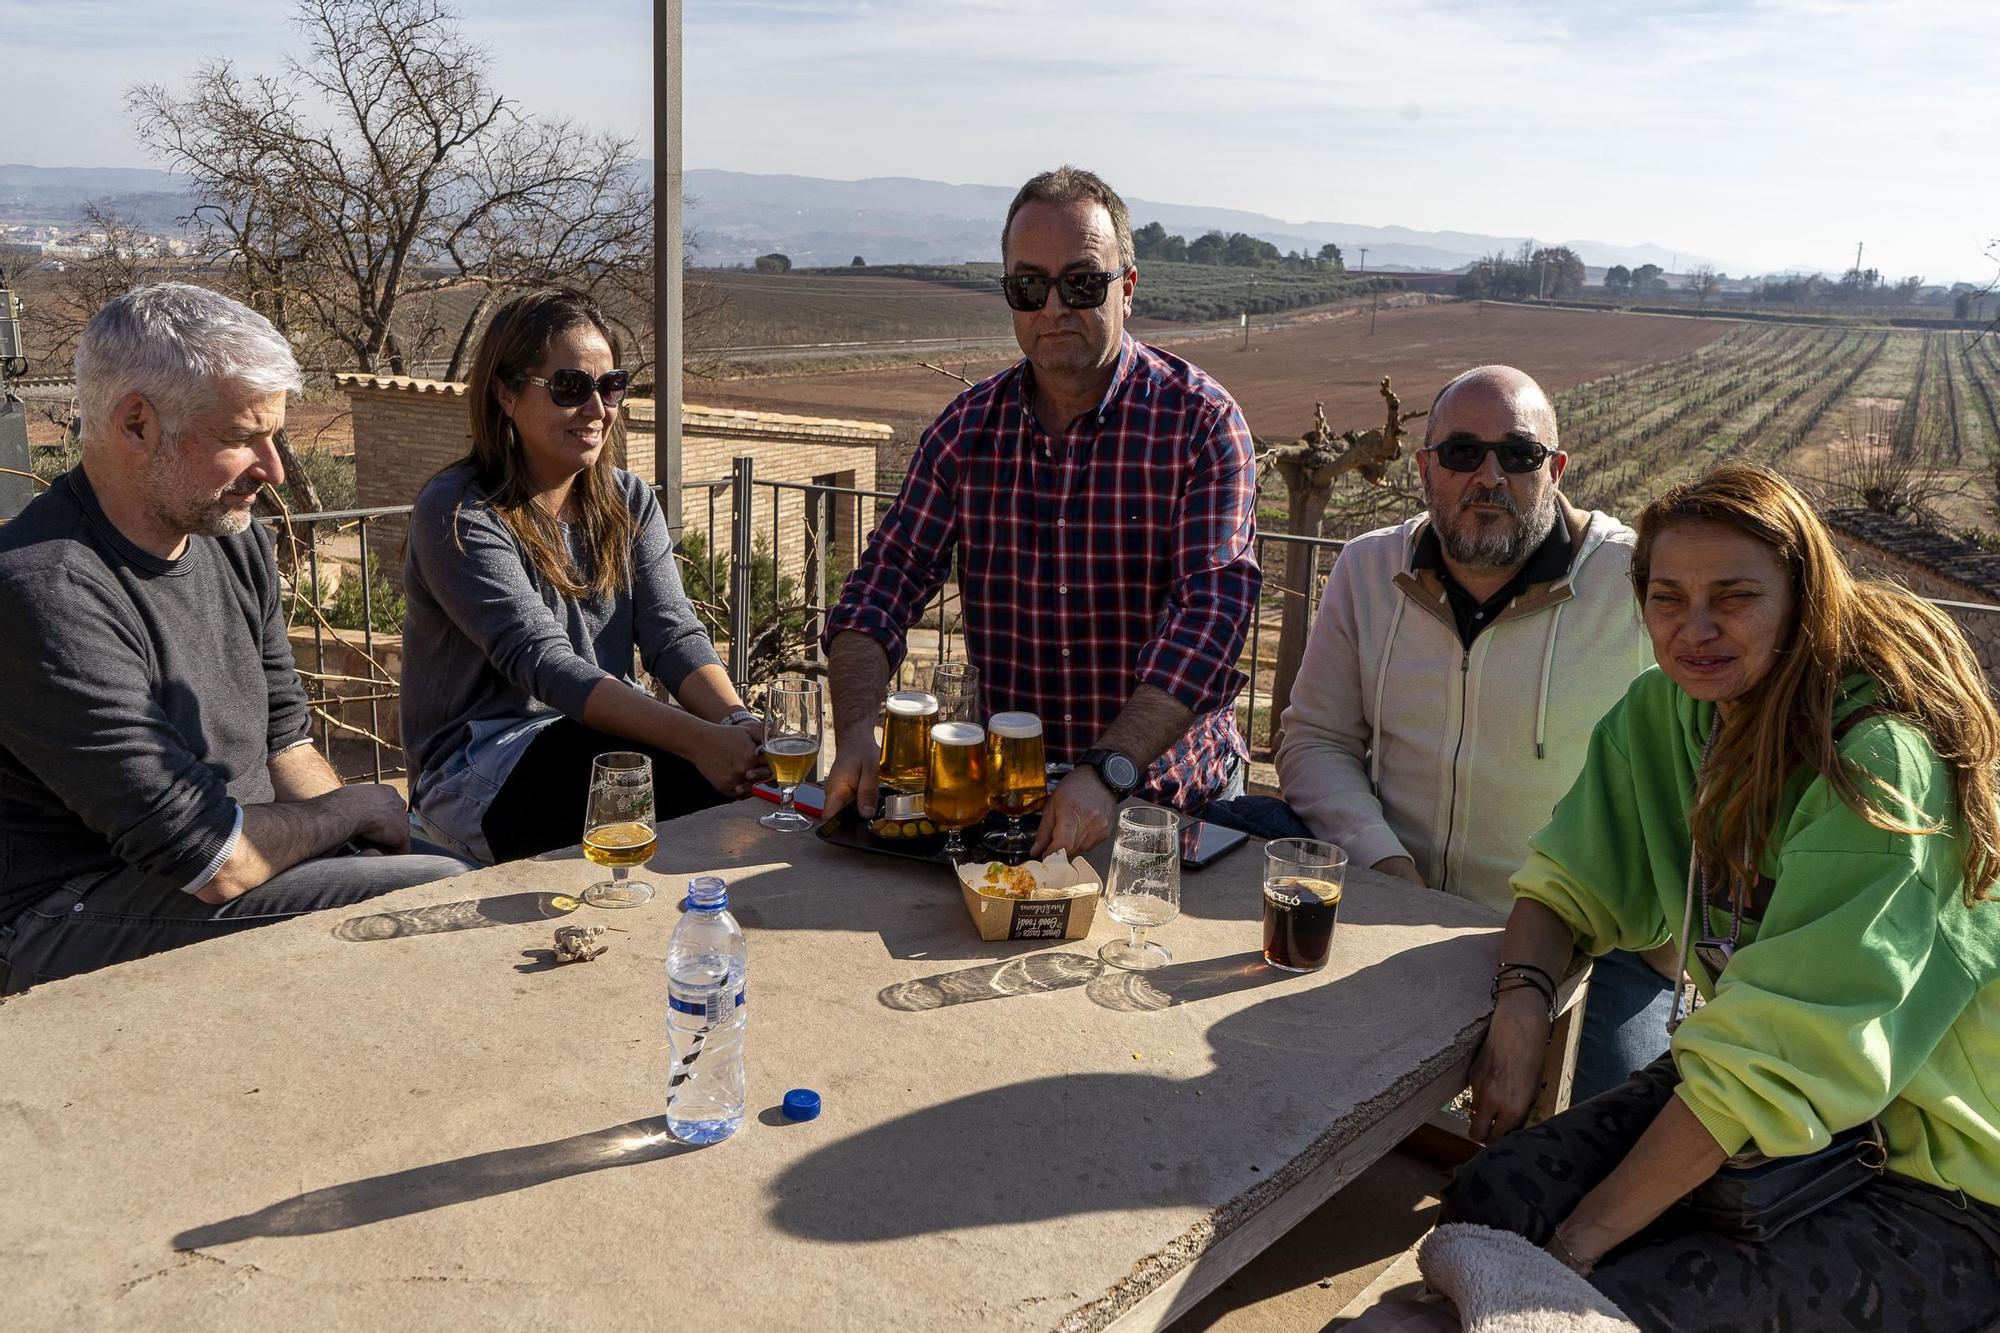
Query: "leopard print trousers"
1439 1056 2000 1332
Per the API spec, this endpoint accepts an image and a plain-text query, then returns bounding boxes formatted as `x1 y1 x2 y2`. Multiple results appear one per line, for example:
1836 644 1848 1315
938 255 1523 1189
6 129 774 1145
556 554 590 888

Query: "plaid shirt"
824 335 1260 810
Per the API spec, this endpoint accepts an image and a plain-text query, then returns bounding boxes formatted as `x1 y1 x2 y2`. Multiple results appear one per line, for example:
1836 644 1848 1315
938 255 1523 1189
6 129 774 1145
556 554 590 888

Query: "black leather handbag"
1677 1120 1888 1241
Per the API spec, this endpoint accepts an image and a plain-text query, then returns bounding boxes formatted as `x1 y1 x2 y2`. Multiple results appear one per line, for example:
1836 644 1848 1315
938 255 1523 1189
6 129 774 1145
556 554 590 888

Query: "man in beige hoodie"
1245 366 1662 1097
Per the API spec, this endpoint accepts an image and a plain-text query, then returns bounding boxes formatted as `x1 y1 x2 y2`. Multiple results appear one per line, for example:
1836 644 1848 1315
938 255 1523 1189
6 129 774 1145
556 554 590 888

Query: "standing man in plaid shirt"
821 166 1261 856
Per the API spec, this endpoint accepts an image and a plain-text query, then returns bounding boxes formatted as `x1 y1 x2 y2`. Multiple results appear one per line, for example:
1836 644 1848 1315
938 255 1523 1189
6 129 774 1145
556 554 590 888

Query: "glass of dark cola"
1262 838 1347 972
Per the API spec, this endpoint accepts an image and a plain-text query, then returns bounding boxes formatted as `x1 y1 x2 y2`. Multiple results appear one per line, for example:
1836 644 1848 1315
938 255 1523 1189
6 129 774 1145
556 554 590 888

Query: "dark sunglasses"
999 269 1129 312
522 368 631 409
1425 435 1556 474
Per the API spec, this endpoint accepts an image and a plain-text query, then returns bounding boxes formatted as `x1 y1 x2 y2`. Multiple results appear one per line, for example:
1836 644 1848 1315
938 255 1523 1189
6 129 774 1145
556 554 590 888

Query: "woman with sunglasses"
1423 464 2000 1329
400 289 764 865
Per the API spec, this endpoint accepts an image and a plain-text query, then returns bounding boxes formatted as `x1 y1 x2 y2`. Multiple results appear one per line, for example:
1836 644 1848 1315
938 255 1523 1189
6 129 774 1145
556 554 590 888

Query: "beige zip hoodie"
1276 500 1654 915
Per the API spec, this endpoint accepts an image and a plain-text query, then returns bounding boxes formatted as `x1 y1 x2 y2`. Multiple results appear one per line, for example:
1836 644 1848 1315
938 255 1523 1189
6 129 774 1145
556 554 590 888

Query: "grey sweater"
400 465 721 797
0 469 311 923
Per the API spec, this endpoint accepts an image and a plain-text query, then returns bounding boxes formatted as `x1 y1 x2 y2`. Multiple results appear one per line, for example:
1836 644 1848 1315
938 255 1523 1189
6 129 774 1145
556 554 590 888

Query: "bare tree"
30 202 169 369
128 0 651 382
1683 265 1722 309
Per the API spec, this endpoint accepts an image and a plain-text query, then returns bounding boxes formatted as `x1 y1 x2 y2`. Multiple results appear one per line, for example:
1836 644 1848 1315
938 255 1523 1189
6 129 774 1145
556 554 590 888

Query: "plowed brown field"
690 303 1735 457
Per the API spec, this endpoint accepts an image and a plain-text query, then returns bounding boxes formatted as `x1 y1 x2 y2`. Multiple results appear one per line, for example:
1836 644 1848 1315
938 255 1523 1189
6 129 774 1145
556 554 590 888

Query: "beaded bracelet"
1497 960 1557 991
1491 975 1556 1025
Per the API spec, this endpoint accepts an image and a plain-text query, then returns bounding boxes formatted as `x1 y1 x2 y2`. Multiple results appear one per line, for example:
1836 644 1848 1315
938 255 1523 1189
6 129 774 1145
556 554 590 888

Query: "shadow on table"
769 935 1485 1243
172 1118 691 1246
332 892 580 941
877 950 1284 1012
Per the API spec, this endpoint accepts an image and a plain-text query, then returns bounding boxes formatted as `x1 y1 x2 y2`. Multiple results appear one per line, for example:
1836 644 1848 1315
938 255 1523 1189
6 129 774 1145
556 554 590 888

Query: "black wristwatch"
1077 748 1140 800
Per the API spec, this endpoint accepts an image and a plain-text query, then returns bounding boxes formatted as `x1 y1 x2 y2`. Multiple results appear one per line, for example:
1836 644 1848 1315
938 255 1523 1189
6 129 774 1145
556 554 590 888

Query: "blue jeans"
1573 947 1675 1101
0 841 473 994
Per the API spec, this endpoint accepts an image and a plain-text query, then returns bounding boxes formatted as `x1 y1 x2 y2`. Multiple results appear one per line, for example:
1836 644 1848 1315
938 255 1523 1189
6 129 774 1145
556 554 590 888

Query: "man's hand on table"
1030 768 1117 859
1372 855 1427 889
820 726 882 820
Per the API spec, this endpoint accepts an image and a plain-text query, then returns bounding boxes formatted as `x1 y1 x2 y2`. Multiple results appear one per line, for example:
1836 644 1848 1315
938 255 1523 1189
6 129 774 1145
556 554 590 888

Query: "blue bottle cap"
781 1088 821 1122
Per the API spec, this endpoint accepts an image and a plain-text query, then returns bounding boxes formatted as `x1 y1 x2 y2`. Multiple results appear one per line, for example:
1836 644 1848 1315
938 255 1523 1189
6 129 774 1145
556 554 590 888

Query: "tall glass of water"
1100 806 1181 971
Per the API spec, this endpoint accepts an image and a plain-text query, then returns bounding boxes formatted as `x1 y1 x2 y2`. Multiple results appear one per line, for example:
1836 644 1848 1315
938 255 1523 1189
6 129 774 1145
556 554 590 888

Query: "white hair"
73 282 302 441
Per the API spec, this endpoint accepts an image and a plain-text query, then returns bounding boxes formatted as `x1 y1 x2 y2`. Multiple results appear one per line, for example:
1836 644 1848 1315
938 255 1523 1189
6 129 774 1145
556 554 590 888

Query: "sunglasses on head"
999 269 1128 312
522 368 630 409
1425 434 1556 474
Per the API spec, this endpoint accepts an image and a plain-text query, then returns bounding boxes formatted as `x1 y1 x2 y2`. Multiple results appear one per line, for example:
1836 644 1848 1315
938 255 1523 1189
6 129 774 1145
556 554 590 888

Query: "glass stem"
781 783 796 813
613 866 627 891
1129 924 1145 950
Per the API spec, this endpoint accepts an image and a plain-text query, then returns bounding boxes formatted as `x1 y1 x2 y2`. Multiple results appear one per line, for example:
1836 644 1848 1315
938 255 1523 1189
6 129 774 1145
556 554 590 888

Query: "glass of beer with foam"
925 721 989 858
759 675 822 832
984 712 1047 858
880 691 939 797
581 751 657 907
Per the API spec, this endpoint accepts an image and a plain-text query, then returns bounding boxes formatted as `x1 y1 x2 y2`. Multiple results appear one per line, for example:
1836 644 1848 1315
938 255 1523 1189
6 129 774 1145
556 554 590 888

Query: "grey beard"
1431 483 1559 570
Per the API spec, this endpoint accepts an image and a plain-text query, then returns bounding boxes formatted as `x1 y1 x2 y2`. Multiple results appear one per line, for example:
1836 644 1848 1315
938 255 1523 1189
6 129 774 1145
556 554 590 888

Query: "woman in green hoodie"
1440 464 2000 1330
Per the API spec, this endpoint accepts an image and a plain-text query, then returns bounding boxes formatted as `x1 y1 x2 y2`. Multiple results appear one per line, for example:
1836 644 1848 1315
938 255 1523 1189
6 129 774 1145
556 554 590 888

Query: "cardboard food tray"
814 804 1034 870
956 854 1104 942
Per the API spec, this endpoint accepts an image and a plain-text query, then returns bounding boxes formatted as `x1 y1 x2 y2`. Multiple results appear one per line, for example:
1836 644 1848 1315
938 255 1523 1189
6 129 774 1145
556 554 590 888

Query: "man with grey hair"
1236 365 1667 1098
0 283 467 994
822 166 1259 855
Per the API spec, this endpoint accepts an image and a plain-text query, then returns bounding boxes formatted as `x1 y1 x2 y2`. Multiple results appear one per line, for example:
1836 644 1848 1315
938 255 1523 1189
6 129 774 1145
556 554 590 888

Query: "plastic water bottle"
666 876 747 1144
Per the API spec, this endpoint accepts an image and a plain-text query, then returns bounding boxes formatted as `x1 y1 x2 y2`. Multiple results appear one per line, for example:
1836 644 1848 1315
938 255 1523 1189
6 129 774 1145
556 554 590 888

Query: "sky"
4 0 1996 281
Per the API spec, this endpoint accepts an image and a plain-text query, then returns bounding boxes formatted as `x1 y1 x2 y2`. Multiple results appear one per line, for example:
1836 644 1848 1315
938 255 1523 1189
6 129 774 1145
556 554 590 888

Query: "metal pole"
359 519 382 782
728 455 755 685
805 485 830 669
655 0 684 531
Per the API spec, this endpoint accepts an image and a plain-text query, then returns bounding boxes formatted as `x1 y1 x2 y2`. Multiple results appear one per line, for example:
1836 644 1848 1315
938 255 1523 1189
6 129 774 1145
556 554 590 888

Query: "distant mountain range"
0 163 196 234
680 169 1729 275
1 161 1733 276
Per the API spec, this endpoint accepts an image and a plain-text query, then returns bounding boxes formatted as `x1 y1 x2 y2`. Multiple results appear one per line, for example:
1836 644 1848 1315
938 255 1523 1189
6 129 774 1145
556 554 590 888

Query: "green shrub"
325 568 405 634
292 447 357 513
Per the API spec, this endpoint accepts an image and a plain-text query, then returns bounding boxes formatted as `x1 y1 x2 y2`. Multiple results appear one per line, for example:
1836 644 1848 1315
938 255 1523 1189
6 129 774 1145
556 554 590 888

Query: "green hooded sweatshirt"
1514 667 2000 1206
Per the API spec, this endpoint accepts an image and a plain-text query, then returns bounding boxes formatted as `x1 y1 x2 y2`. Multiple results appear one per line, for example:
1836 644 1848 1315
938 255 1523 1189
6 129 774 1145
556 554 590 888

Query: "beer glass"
581 751 657 908
984 712 1047 857
880 690 939 795
931 660 979 724
1262 838 1347 972
1101 806 1180 971
925 721 989 858
759 675 822 832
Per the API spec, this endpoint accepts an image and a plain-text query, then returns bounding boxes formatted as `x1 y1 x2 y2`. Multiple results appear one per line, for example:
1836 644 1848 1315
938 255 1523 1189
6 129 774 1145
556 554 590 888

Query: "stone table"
1 800 1503 1331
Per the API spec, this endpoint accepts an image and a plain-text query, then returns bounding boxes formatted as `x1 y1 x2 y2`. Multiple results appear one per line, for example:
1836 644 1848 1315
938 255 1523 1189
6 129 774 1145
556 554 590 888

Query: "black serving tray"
813 803 1040 870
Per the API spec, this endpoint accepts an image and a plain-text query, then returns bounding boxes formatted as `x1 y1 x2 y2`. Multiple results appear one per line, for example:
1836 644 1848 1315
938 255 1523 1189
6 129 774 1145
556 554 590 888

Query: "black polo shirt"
1413 517 1574 648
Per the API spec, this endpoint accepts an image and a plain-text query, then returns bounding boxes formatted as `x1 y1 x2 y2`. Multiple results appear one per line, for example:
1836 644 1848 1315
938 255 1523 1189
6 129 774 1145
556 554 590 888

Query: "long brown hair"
457 289 634 599
1633 464 2000 907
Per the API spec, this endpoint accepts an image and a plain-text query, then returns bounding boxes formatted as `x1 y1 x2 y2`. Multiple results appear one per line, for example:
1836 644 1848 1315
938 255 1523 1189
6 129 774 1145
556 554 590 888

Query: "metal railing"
257 503 412 784
1240 529 1347 755
264 460 2000 784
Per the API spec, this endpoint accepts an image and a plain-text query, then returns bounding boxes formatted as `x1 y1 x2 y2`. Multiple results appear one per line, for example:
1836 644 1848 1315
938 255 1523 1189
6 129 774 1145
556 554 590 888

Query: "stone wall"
287 627 403 748
626 398 888 586
1826 509 2000 681
336 376 890 589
